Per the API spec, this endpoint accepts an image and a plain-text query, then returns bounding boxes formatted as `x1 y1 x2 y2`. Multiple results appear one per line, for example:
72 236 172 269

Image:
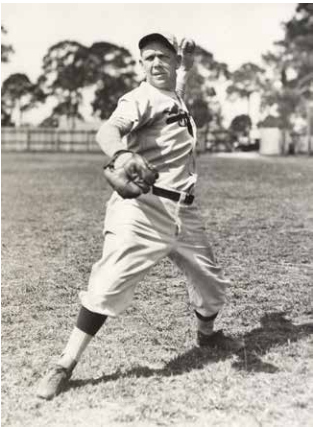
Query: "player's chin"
150 78 172 91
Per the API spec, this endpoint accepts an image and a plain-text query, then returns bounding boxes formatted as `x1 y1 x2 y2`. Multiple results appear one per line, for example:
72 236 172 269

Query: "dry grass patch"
2 153 313 426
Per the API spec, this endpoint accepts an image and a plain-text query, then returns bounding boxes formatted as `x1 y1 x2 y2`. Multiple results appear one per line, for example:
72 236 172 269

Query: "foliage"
261 3 313 141
38 40 90 127
40 40 90 93
258 114 281 128
1 25 14 63
39 115 59 128
227 63 265 118
39 100 85 128
229 114 252 135
88 42 137 119
227 63 265 100
184 45 229 129
38 40 138 125
1 102 14 126
1 73 42 126
284 4 313 81
86 42 136 83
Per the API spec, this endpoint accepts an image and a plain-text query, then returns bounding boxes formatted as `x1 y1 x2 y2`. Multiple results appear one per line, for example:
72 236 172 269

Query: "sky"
0 2 297 125
1 2 297 83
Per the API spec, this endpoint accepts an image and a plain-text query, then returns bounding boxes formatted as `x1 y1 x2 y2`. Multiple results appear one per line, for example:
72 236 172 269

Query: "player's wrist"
179 63 194 73
103 150 133 169
113 151 134 169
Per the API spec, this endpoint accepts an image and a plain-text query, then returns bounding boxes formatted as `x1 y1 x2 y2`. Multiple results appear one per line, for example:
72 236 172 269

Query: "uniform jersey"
108 81 198 193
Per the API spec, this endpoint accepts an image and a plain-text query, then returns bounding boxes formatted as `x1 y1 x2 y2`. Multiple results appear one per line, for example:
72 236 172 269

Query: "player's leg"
37 229 169 400
36 306 106 400
169 205 244 351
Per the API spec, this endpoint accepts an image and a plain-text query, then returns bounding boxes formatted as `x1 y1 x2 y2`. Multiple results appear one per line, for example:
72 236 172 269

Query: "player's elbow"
95 121 110 148
96 122 123 157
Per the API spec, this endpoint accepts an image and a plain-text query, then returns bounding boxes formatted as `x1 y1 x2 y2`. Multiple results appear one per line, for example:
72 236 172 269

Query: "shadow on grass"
69 311 313 392
233 311 313 373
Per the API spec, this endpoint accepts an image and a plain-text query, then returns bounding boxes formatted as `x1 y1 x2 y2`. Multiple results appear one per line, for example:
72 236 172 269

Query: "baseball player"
37 32 244 400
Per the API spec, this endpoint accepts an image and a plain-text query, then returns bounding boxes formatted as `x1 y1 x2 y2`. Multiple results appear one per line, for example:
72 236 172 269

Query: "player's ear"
139 58 146 75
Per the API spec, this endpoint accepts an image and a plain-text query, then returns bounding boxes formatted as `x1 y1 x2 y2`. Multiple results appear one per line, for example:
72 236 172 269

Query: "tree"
285 4 313 80
227 62 265 117
1 102 14 126
229 114 255 151
184 45 229 131
38 40 138 125
1 73 39 126
92 74 136 120
39 101 84 128
285 4 313 154
87 42 137 119
230 114 252 136
38 40 90 128
261 4 313 153
1 25 14 63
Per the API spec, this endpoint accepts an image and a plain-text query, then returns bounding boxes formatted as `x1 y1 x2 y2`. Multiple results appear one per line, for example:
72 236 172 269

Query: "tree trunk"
281 128 287 155
246 94 251 118
71 113 75 130
16 98 22 127
247 94 252 143
308 101 312 156
19 108 23 127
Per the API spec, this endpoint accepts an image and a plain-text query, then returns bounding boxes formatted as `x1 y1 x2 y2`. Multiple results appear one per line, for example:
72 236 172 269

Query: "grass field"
1 152 313 427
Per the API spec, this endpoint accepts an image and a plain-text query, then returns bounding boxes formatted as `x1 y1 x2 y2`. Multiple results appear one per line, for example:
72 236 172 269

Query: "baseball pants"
79 191 230 317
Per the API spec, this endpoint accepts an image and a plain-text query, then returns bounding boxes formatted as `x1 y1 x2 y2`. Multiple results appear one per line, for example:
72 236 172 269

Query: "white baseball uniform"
80 81 230 318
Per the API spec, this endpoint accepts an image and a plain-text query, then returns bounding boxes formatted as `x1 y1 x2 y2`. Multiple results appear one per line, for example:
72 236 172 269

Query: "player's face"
140 42 181 91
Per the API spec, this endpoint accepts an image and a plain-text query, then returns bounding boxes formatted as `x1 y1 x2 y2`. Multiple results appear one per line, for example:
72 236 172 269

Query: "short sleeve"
108 87 150 136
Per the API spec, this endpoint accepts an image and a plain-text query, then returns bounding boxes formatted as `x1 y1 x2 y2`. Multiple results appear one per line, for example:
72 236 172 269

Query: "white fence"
1 126 208 153
1 127 101 152
2 126 311 154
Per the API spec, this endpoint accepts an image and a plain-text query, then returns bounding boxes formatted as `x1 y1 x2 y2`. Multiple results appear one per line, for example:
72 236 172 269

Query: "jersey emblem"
164 104 194 136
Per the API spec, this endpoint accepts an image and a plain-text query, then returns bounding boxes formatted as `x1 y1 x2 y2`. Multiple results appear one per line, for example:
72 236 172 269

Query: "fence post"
26 128 31 151
54 129 58 152
71 129 74 152
87 130 91 152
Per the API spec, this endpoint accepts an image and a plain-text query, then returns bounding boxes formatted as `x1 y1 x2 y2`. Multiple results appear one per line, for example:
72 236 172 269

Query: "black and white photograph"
1 2 313 426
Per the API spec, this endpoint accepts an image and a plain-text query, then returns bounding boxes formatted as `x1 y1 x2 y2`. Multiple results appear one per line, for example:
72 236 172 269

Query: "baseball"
180 38 196 54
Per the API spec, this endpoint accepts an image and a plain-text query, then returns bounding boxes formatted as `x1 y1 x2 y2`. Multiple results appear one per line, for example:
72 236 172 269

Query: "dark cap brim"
139 33 177 54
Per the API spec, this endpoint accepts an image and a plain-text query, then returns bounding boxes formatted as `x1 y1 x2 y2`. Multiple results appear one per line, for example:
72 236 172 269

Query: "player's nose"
152 56 162 67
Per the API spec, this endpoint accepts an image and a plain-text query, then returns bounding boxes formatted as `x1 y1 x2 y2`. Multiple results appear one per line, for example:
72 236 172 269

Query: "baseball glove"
103 150 159 199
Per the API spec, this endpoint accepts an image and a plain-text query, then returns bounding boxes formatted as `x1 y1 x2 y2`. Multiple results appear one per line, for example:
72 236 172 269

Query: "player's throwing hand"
179 38 196 71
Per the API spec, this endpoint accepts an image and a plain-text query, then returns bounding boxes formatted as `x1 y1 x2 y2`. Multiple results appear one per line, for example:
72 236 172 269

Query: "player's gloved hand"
179 38 196 72
103 151 159 199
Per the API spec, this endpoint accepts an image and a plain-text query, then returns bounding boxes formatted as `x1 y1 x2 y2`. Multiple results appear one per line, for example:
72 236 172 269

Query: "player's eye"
144 55 155 61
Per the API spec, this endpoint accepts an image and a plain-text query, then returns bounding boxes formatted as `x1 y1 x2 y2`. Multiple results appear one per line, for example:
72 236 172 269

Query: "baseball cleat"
36 364 73 400
196 330 245 352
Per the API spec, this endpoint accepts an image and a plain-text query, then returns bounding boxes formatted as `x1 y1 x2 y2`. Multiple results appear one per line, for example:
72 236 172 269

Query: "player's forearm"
96 122 126 158
176 69 190 99
177 38 196 99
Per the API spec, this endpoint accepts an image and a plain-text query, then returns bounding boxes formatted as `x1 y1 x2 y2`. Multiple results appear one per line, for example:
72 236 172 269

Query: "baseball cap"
138 32 178 54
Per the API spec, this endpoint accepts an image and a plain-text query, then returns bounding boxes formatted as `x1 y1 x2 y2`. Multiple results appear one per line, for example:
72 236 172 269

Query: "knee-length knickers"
79 191 230 318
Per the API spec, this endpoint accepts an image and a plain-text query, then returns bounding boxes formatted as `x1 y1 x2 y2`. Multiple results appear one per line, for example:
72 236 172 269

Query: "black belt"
152 186 194 205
